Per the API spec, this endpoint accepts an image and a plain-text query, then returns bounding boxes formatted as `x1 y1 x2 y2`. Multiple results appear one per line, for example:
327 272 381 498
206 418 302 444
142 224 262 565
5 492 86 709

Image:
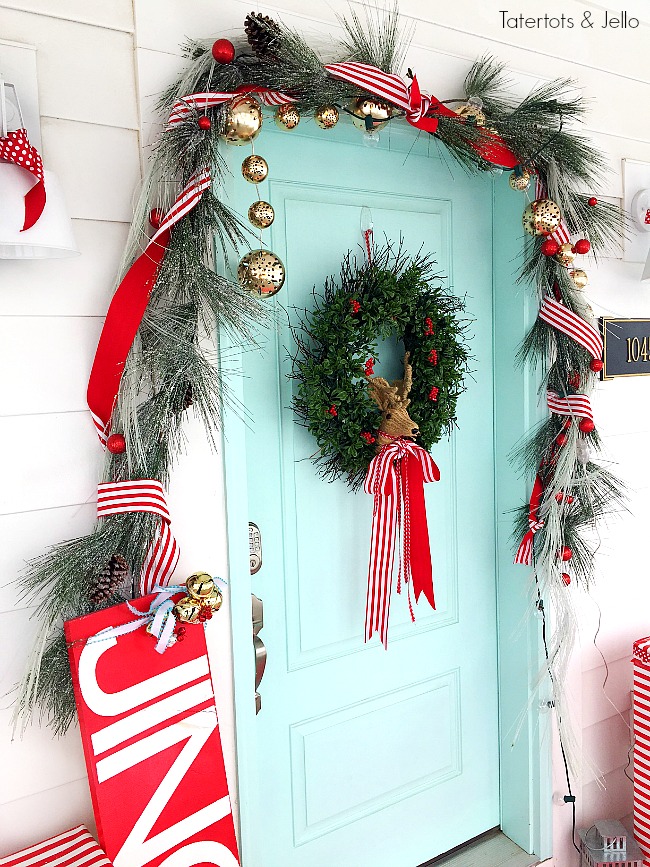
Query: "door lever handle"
252 593 266 714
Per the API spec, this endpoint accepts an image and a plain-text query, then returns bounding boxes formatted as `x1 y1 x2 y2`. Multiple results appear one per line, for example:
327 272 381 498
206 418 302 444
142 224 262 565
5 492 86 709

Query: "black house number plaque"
601 318 650 380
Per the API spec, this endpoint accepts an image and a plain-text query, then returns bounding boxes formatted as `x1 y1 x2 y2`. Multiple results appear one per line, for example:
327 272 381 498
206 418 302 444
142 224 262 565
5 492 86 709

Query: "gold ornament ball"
555 243 576 267
238 249 286 298
241 154 269 184
569 268 589 289
204 590 223 613
275 104 300 130
174 596 202 624
509 169 531 191
248 200 275 229
455 102 486 127
222 95 263 146
186 572 216 600
350 96 393 132
315 105 339 129
531 198 562 236
522 203 537 235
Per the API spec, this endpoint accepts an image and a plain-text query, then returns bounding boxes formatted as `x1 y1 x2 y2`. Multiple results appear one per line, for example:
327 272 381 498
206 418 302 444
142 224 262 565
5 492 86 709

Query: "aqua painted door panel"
226 124 499 867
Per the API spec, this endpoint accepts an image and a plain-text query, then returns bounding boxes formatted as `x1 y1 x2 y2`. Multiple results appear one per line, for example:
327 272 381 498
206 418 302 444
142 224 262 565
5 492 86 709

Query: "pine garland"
14 7 626 745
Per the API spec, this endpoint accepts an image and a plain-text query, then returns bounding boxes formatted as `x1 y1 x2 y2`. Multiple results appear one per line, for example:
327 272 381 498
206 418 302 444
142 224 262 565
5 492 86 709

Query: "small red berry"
579 418 595 434
198 116 211 130
573 239 591 255
555 493 575 505
149 208 163 229
107 433 126 454
560 546 573 562
541 239 560 257
556 433 568 447
590 359 604 373
561 572 571 586
211 38 235 64
587 197 598 207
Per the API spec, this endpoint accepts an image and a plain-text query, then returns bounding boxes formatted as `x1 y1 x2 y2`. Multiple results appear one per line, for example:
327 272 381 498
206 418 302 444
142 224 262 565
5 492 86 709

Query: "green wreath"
292 244 471 488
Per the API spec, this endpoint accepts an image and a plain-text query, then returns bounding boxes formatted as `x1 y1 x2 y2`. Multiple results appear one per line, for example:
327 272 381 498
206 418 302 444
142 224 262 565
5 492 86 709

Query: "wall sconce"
631 188 650 283
0 77 78 259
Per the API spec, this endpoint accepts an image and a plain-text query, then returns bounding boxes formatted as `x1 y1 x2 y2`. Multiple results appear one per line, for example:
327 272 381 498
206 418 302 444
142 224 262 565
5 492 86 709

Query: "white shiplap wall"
2 1 650 865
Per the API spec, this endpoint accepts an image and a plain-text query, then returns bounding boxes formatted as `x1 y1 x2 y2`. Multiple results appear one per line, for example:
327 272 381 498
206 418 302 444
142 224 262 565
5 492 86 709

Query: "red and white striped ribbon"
97 479 179 595
364 439 439 647
535 177 571 244
0 826 113 867
168 87 295 125
547 390 594 422
539 295 603 360
633 638 650 864
514 473 545 566
87 168 211 445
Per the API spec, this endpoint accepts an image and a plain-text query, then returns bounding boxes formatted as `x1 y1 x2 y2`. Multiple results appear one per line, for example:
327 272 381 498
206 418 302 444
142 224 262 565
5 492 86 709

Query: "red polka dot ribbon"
0 127 46 230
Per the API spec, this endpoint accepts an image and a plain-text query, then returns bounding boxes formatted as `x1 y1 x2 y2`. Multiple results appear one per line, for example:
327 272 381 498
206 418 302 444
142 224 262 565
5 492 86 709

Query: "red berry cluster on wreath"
350 299 361 314
428 386 439 401
361 431 376 444
424 317 434 336
428 348 438 365
328 405 337 416
364 357 375 376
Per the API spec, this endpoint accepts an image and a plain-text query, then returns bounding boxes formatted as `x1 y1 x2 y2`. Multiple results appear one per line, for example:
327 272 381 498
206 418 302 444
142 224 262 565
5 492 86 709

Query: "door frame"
219 123 552 865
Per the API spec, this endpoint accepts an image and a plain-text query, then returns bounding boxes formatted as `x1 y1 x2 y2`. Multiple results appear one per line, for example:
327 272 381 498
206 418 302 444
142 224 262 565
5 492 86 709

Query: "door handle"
252 593 266 714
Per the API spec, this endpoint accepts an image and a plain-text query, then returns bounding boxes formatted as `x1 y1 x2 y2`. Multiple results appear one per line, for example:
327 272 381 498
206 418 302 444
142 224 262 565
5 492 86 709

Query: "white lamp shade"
0 164 78 258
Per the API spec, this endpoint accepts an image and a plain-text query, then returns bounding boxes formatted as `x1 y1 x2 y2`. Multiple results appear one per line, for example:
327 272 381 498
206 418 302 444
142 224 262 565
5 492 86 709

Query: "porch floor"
423 829 540 867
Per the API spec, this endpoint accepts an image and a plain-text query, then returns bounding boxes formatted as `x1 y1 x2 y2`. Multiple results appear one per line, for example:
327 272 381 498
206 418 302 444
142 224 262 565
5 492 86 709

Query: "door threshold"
420 828 541 867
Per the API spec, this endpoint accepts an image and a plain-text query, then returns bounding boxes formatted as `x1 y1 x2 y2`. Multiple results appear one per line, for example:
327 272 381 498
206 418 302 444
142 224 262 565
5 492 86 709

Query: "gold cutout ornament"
222 95 263 145
238 249 286 297
454 102 486 127
349 96 393 131
315 105 339 129
248 200 275 229
509 169 531 191
241 154 268 183
569 268 588 289
555 243 576 267
275 104 301 130
522 198 562 236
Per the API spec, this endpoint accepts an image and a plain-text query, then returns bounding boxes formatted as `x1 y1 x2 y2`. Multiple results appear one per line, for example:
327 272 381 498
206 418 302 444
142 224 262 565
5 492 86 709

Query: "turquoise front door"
223 123 502 867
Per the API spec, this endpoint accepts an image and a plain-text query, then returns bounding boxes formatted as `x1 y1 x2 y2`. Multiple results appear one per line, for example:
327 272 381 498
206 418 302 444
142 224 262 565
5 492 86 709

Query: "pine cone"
90 554 130 606
244 12 280 59
182 383 193 411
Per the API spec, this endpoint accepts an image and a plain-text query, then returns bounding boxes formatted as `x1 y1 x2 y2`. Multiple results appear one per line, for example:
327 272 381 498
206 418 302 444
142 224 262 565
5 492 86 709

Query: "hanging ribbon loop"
87 584 185 653
514 473 545 566
0 127 46 230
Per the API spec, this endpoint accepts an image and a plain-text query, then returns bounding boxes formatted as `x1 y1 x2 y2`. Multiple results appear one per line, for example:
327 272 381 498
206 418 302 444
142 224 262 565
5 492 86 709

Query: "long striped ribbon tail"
538 295 603 360
535 177 571 244
514 473 545 565
324 62 518 167
633 637 650 861
97 479 180 595
0 825 113 867
167 86 295 125
0 127 46 230
87 168 211 444
547 390 594 423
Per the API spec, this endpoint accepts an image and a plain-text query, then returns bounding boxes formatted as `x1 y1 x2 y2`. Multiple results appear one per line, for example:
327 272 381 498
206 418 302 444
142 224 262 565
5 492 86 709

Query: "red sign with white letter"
65 595 240 867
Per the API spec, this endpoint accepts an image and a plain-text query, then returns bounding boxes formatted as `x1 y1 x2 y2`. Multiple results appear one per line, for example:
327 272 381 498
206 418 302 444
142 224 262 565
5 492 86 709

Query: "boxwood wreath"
291 245 470 489
14 3 626 789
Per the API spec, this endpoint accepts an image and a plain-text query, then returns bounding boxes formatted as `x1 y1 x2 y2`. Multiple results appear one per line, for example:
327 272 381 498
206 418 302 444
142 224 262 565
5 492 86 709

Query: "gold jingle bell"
315 105 339 129
248 200 275 229
555 242 576 267
186 572 216 600
455 102 486 127
204 590 223 613
222 95 263 146
569 268 589 289
350 96 393 132
174 596 202 624
275 104 300 130
241 154 268 184
238 249 286 298
509 169 531 192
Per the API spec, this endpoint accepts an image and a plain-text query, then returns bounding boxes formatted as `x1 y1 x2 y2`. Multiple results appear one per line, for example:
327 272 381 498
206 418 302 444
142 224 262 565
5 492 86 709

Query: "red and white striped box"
0 825 112 867
633 636 650 865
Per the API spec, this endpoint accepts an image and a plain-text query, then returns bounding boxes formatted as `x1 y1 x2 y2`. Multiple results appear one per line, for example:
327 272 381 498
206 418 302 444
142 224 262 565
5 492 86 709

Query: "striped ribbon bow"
325 61 518 168
0 127 46 230
514 473 544 565
97 480 180 595
87 168 211 444
538 295 603 361
364 438 440 648
547 390 594 423
167 85 294 125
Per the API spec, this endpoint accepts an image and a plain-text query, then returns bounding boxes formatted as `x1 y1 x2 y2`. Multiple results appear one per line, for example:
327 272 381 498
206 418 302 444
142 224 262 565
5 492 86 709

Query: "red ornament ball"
579 418 595 434
560 546 573 562
561 572 571 586
198 116 211 130
107 434 126 454
149 208 163 229
590 359 604 373
556 433 568 447
555 492 575 504
587 197 598 207
211 38 235 64
573 238 591 255
540 239 560 257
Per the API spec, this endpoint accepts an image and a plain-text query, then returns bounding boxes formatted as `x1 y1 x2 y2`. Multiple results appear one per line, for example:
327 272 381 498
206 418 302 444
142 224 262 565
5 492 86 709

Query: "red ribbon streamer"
325 61 519 168
0 128 46 230
364 439 440 647
514 473 544 565
87 168 211 444
97 479 179 595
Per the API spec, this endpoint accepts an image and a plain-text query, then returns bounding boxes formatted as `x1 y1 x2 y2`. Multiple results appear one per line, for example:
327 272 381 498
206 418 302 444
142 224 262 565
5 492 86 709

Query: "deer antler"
395 351 413 405
367 377 400 411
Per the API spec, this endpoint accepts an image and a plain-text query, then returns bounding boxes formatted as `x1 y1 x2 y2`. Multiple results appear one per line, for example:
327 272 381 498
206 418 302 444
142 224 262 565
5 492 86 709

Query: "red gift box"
0 825 112 867
65 594 240 867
